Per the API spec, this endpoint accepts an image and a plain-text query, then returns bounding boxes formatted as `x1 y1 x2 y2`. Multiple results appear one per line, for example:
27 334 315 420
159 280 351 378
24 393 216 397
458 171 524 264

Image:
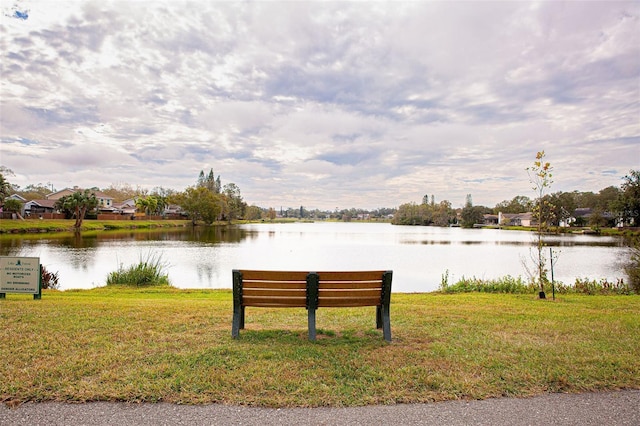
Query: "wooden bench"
232 270 392 341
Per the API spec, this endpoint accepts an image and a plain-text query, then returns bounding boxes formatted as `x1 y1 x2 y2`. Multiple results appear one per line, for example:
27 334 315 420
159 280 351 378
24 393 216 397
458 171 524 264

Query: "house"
93 190 115 212
7 194 27 203
562 208 618 227
46 187 115 212
1 194 28 218
113 198 137 215
483 214 499 225
24 199 57 216
498 212 535 227
45 188 77 200
164 204 183 216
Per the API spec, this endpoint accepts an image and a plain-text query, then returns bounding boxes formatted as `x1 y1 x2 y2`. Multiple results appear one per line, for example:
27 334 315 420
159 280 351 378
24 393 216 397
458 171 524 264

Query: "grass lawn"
0 219 191 234
1 288 638 407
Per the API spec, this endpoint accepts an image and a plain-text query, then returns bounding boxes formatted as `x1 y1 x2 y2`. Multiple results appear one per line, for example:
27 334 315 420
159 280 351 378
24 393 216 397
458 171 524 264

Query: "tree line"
393 170 639 229
0 166 246 227
0 165 399 224
1 165 638 229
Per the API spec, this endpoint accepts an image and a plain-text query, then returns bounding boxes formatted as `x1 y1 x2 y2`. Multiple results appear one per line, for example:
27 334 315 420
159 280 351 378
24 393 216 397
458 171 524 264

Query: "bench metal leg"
232 305 247 338
308 308 317 341
376 305 382 329
232 305 241 338
381 304 391 342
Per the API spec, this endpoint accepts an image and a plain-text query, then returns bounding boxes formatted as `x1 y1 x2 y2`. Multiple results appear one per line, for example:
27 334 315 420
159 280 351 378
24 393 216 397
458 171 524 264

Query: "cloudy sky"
1 1 638 210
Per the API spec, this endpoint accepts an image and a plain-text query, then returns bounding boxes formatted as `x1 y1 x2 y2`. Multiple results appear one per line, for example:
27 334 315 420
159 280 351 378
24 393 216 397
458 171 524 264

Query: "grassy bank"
0 218 192 234
1 288 638 407
3 219 635 236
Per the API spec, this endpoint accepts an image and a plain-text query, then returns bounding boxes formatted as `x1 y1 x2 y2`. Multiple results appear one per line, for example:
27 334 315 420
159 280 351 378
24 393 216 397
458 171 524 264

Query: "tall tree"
0 166 14 205
614 170 640 226
596 186 621 211
197 169 221 194
461 194 484 228
173 186 222 225
223 183 245 222
494 195 533 214
206 169 217 193
432 200 455 227
245 205 263 221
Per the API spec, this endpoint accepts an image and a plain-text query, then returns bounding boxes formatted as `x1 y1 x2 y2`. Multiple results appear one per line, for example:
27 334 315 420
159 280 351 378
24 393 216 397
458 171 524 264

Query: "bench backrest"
311 270 389 308
234 270 392 309
235 270 308 308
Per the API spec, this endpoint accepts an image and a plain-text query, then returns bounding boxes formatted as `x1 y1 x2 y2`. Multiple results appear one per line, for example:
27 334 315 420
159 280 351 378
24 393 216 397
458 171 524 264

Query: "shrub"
41 265 60 290
563 278 633 295
624 236 640 294
439 275 535 294
106 252 171 287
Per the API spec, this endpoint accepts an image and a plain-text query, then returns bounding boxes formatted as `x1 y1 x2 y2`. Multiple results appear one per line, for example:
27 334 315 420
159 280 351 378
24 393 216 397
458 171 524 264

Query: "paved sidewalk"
1 390 638 426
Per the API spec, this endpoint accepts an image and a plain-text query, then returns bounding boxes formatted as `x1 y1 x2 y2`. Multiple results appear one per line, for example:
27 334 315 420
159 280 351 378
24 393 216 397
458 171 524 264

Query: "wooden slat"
242 281 307 290
243 296 307 307
240 270 308 281
318 289 382 299
244 302 307 308
243 288 307 298
318 297 381 307
319 281 382 289
316 271 386 281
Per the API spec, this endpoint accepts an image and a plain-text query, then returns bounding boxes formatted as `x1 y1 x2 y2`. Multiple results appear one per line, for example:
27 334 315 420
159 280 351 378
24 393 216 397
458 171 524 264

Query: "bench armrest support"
232 269 244 338
307 272 319 341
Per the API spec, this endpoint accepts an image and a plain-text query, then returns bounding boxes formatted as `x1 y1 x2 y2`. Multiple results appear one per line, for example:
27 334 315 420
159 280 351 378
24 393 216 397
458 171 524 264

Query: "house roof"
25 199 57 208
500 212 533 220
8 194 27 202
93 190 113 199
45 188 75 200
46 187 114 200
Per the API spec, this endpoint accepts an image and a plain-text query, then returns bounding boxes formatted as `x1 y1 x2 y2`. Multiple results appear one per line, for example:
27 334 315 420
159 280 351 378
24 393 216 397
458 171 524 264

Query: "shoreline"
1 218 636 237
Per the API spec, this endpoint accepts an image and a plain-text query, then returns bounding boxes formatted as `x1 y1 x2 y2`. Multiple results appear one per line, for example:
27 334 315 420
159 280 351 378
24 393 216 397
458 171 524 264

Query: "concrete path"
1 390 638 426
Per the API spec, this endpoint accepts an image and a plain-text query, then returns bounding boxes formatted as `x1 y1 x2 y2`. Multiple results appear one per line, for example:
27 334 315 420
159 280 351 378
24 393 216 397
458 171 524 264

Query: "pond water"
0 222 628 292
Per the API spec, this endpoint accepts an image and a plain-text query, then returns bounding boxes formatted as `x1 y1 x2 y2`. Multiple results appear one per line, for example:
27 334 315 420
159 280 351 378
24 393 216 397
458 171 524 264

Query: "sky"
1 1 639 211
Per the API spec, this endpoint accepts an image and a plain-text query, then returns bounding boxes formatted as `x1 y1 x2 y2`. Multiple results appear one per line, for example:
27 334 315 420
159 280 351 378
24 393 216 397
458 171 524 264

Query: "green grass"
0 219 190 234
1 289 638 407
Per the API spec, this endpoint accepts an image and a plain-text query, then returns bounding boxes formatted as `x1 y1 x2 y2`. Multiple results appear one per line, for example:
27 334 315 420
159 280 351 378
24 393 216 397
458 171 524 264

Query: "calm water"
0 222 627 292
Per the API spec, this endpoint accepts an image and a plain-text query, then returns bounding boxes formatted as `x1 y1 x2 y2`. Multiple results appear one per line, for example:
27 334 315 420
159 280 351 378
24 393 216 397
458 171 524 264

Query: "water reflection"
0 223 628 292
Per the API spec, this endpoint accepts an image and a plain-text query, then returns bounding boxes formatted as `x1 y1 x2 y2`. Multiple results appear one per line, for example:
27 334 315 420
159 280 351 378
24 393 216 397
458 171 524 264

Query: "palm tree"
135 197 149 215
55 190 98 229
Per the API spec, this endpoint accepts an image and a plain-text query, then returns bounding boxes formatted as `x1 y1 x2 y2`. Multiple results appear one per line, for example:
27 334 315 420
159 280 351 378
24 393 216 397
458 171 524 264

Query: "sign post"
0 257 42 300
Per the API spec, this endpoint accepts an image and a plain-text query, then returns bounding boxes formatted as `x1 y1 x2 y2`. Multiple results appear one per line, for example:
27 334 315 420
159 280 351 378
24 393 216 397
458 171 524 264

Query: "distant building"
497 212 535 227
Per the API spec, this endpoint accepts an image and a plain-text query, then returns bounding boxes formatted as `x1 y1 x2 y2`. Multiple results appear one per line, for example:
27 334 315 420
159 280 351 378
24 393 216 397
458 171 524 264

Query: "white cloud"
1 1 638 210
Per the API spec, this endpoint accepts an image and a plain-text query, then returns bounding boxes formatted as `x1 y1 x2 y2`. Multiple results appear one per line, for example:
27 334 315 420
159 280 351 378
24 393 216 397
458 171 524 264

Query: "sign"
0 257 41 299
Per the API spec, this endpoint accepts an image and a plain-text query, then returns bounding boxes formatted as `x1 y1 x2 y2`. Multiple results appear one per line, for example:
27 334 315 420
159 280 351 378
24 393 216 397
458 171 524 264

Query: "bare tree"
526 151 554 298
